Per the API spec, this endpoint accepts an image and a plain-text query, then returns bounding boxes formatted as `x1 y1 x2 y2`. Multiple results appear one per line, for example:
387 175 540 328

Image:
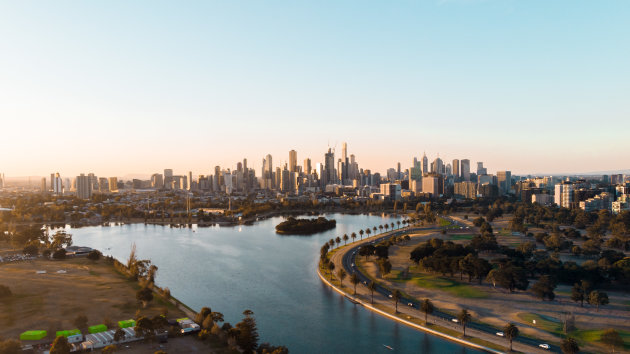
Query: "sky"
1 0 629 178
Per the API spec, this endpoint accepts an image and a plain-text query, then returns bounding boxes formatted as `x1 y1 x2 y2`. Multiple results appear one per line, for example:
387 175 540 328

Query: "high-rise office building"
477 162 487 176
342 142 348 162
151 173 164 189
53 173 63 194
50 173 55 192
304 158 312 175
497 171 512 195
76 174 92 199
422 174 444 198
263 154 273 189
41 178 46 192
452 159 460 179
109 177 118 192
289 150 298 173
324 148 335 186
98 177 109 192
431 158 444 175
461 159 470 181
422 152 428 174
188 171 193 190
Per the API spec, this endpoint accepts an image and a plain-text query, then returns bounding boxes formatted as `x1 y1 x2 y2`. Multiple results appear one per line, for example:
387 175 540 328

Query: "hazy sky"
1 0 628 177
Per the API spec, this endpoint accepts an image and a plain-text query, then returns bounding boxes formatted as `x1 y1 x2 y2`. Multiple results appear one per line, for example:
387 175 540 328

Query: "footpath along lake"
70 213 480 354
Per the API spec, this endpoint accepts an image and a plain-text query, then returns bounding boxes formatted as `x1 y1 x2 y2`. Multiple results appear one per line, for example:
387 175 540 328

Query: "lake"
70 213 479 354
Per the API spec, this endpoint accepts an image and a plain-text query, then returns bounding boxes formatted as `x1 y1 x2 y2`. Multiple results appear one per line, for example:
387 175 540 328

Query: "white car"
407 302 413 307
539 344 550 350
495 332 504 337
451 318 459 323
388 294 393 298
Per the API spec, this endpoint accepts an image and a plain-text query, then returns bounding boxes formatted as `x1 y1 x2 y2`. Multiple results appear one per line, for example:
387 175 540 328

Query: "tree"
114 328 126 342
335 236 341 247
51 230 73 250
136 287 154 308
377 259 392 277
196 307 212 324
561 337 579 354
601 328 623 353
350 273 360 295
457 309 472 337
343 234 349 245
50 336 71 354
337 268 346 286
351 232 357 243
327 261 335 280
134 316 154 339
571 283 586 307
74 314 89 334
359 229 364 240
52 248 66 259
235 310 259 353
392 290 401 313
531 275 556 301
503 323 519 352
368 281 376 304
87 250 101 261
588 290 609 311
420 299 434 325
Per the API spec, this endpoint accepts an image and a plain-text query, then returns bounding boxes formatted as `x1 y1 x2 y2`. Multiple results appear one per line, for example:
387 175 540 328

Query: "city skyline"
2 1 629 176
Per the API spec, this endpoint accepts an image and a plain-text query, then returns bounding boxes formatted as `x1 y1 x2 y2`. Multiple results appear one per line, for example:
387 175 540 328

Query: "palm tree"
351 232 357 243
457 309 472 337
329 239 335 248
368 281 376 304
350 273 360 295
373 226 377 234
335 236 341 247
503 323 519 352
337 268 346 286
384 224 389 232
392 290 401 313
378 225 383 233
397 220 401 229
390 222 395 230
327 262 335 280
366 228 371 238
359 229 364 240
421 299 434 325
342 234 349 245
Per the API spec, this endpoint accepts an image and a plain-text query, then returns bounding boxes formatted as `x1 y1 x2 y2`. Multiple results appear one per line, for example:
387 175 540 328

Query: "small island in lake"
275 216 336 235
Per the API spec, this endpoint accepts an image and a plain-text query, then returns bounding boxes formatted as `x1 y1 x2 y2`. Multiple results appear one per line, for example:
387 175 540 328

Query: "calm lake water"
70 213 479 354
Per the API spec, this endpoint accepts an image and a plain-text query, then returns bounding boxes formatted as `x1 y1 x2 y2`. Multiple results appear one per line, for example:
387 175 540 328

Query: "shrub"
0 284 12 298
52 249 66 259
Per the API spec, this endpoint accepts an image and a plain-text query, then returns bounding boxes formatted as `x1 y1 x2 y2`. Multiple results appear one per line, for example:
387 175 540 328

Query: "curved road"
337 220 559 353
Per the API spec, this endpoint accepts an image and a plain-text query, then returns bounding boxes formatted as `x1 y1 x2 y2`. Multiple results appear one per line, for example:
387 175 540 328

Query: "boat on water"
383 344 394 350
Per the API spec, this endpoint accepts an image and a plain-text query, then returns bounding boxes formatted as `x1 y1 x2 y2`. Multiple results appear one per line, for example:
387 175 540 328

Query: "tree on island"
368 281 376 304
503 323 519 352
350 273 360 295
392 290 401 313
420 299 434 325
457 309 472 337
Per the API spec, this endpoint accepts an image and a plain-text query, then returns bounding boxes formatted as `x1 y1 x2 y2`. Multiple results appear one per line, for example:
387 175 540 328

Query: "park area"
0 255 187 342
357 217 630 353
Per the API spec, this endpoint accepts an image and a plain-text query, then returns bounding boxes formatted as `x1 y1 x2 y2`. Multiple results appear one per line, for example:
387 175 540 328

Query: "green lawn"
402 273 488 299
449 234 474 241
438 218 452 227
572 329 630 350
516 312 562 334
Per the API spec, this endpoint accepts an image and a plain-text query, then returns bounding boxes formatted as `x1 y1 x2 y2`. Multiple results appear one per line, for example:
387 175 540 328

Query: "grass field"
0 257 186 341
449 234 474 241
516 312 562 334
390 272 488 299
572 329 630 350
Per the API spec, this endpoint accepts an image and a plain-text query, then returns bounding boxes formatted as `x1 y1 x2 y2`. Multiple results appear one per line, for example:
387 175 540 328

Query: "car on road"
451 319 459 323
539 344 550 350
495 332 504 337
407 302 413 307
388 294 393 298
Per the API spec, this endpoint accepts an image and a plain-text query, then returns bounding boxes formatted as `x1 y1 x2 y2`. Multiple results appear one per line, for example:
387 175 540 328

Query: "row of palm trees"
326 217 419 249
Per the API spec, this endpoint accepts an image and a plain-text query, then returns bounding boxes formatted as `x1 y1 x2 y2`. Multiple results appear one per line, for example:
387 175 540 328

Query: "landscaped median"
316 264 504 354
317 237 506 354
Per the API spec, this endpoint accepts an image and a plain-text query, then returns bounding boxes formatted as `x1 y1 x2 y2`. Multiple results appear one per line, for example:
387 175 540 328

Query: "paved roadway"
338 219 559 353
